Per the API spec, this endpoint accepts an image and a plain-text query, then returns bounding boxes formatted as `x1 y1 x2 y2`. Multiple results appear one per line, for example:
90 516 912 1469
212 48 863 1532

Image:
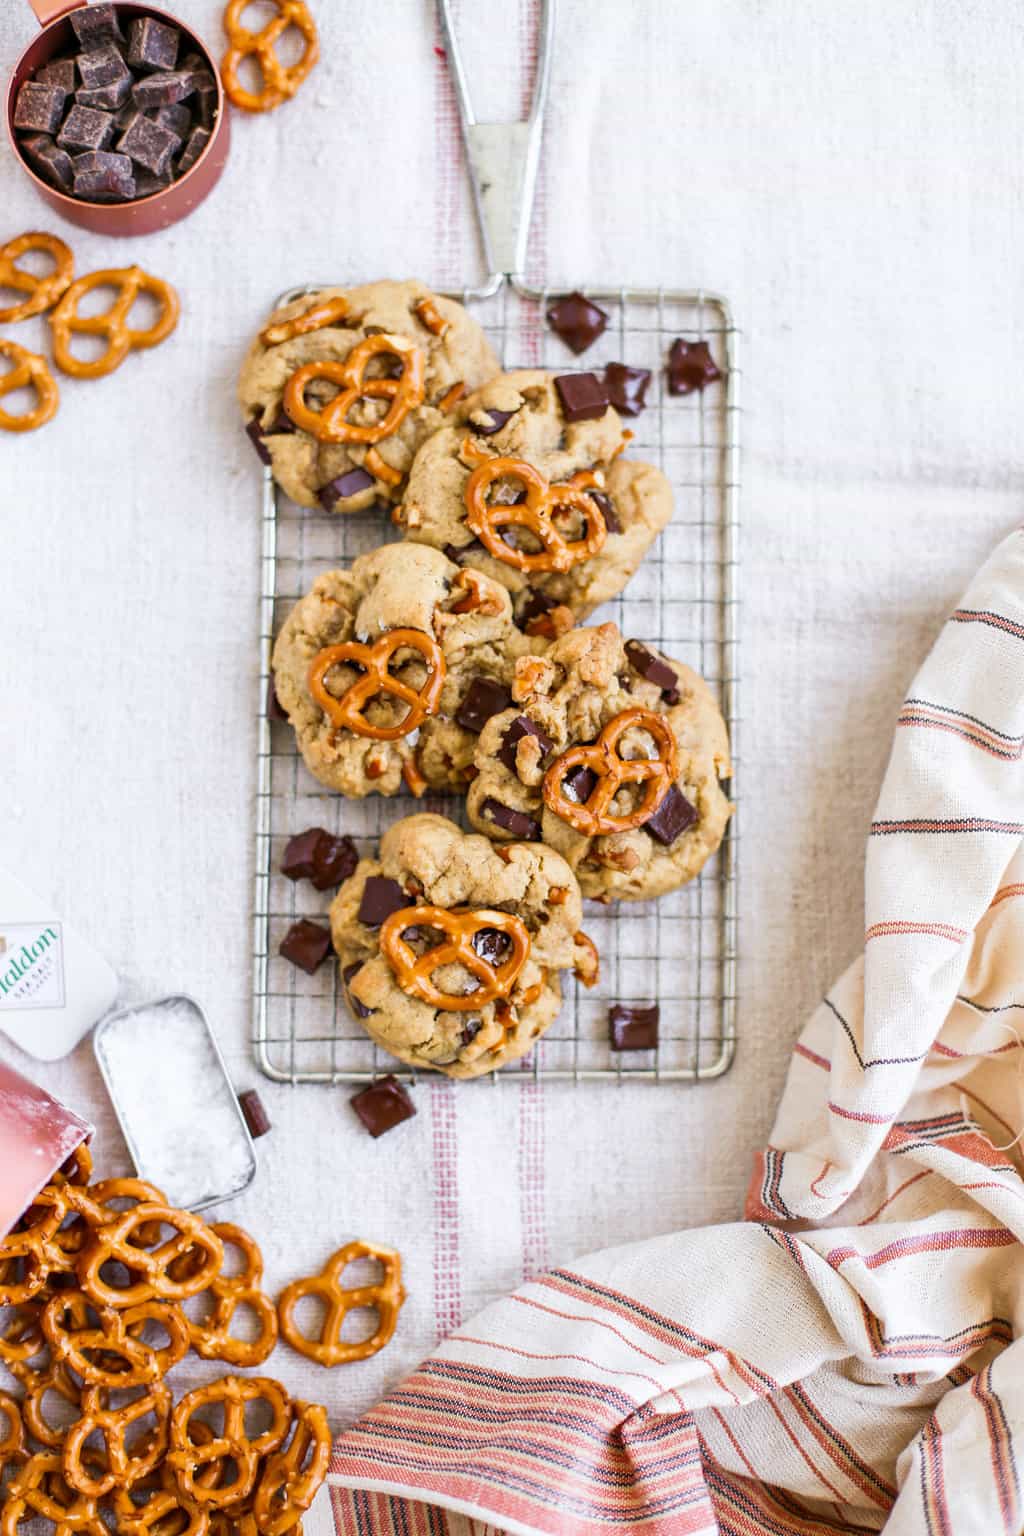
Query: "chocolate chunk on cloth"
644 783 697 846
554 371 610 423
609 1003 659 1051
343 962 373 1019
318 467 374 511
132 70 193 110
176 124 211 176
78 43 131 91
58 104 117 151
625 639 679 703
14 82 66 136
481 798 542 841
546 291 609 354
127 16 180 72
667 338 722 395
281 828 358 891
497 716 554 774
70 3 124 47
36 58 77 94
350 1075 417 1139
19 134 74 191
357 876 408 927
279 918 332 974
237 1089 271 1138
455 677 514 735
605 362 652 417
72 150 135 201
77 76 133 111
587 489 620 535
117 111 180 174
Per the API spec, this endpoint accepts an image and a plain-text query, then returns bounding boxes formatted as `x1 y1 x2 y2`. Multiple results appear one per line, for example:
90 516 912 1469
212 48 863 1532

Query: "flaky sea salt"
94 995 255 1210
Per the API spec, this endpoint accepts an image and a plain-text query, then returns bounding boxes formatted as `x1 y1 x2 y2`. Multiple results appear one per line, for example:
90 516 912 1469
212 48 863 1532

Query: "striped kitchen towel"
328 528 1024 1535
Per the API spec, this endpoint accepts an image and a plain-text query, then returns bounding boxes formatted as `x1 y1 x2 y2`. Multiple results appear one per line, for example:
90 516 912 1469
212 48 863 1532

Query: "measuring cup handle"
28 0 84 25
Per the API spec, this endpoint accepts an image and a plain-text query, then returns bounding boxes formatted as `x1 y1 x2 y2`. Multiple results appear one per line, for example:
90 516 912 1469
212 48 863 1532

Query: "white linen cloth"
328 528 1024 1532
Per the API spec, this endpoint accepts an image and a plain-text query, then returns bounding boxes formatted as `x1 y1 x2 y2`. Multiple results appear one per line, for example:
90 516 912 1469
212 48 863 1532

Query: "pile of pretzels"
0 1144 406 1533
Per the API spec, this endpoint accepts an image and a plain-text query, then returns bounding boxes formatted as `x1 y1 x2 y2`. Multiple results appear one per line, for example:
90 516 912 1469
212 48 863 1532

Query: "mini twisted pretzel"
0 338 59 433
1 1451 104 1536
168 1376 290 1509
49 267 179 380
75 1203 223 1309
380 905 531 1011
0 1308 43 1367
110 1422 218 1536
543 707 679 836
63 1380 171 1497
172 1223 278 1368
52 1143 93 1188
221 0 319 113
283 333 425 443
308 628 445 741
253 1401 330 1535
0 1187 69 1303
463 450 606 574
277 1241 405 1366
42 1291 188 1387
0 232 74 324
260 294 349 347
13 1355 81 1450
0 1394 24 1470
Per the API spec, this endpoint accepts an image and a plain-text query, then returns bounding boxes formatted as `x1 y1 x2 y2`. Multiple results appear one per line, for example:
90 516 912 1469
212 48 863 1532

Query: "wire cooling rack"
252 281 740 1085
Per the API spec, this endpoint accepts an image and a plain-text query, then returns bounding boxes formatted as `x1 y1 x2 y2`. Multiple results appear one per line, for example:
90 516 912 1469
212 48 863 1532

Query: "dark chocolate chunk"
609 1003 660 1051
78 43 130 91
72 149 135 201
667 338 722 396
246 415 272 465
117 113 180 175
134 167 174 198
442 538 485 564
267 679 288 721
350 1075 417 1139
77 76 133 112
279 919 332 975
497 716 554 774
70 4 124 47
153 101 192 138
36 58 77 94
127 16 180 72
58 105 117 152
238 1089 271 1138
472 407 514 437
14 82 66 136
19 134 74 191
455 676 513 735
588 489 620 535
281 828 358 891
460 1019 482 1047
193 76 218 129
132 71 193 110
554 372 610 423
605 362 651 417
625 639 679 700
317 467 375 511
481 798 542 841
114 101 141 131
643 784 697 846
357 876 408 928
562 764 597 804
546 291 608 354
472 928 512 965
176 124 211 176
342 961 373 1019
517 589 557 629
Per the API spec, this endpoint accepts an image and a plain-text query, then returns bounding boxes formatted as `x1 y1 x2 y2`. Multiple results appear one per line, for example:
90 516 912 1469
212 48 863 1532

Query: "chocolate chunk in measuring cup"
93 995 256 1211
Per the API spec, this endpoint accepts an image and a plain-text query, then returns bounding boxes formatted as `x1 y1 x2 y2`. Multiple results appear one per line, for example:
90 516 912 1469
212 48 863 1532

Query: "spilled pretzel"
49 266 179 380
253 1401 331 1534
463 448 607 573
283 332 425 443
380 904 531 1011
0 339 59 433
308 628 445 741
42 1290 189 1388
171 1222 278 1368
0 232 73 324
221 0 319 112
543 707 679 836
75 1202 223 1308
0 1393 23 1470
167 1375 290 1508
260 293 349 347
278 1240 406 1366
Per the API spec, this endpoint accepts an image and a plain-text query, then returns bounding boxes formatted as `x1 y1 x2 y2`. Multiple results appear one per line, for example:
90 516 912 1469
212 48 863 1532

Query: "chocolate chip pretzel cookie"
466 622 732 901
271 543 532 797
395 369 673 624
329 813 596 1077
239 279 498 511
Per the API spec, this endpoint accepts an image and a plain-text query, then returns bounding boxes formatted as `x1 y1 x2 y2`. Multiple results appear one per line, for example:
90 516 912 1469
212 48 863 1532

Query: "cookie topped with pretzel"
238 278 498 511
468 621 732 902
396 368 673 625
329 813 596 1076
271 542 538 798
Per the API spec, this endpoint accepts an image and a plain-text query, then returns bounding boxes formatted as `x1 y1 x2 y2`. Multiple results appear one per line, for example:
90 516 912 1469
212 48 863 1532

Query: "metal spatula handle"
437 0 554 284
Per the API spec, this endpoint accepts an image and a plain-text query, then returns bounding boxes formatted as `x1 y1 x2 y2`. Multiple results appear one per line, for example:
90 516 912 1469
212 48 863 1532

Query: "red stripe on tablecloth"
970 1362 1020 1532
826 1227 1014 1271
865 920 968 943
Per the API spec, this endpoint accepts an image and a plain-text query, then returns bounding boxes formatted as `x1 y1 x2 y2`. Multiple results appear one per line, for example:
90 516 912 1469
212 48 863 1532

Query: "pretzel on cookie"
221 0 319 113
0 339 58 433
380 904 531 1011
543 707 679 836
463 447 607 574
260 293 350 347
278 1240 405 1367
0 232 73 324
308 628 445 741
283 332 425 443
49 266 179 380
